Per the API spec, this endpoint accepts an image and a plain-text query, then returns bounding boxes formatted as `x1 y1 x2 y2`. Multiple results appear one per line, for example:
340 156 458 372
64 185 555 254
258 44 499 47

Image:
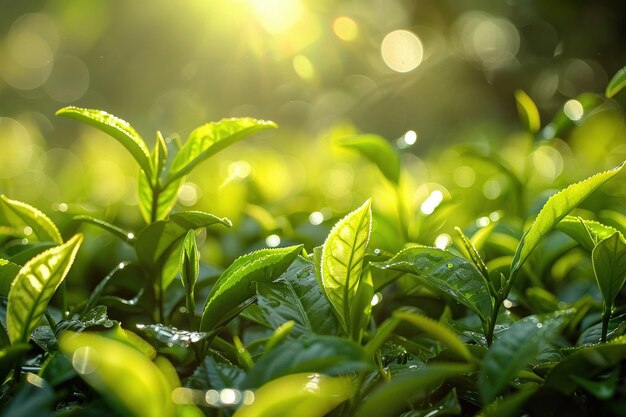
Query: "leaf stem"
601 303 611 343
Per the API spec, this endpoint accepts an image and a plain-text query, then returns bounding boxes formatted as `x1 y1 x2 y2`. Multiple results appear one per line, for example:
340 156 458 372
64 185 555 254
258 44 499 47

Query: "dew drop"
447 263 453 269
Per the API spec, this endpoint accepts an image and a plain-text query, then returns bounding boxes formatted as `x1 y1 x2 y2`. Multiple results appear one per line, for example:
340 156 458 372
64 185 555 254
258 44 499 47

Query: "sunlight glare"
381 30 423 73
249 0 304 34
333 16 358 41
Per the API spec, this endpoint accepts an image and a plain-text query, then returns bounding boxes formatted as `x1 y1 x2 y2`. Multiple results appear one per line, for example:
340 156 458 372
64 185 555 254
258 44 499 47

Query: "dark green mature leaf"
337 134 400 184
187 355 245 390
355 363 473 417
168 117 277 183
233 372 351 417
135 211 231 269
74 215 136 244
137 170 184 223
200 245 303 332
321 199 371 334
544 336 626 395
606 66 626 98
592 232 626 309
372 247 493 324
510 161 625 279
556 216 620 251
256 257 339 336
242 335 370 389
401 388 461 417
514 90 540 134
7 234 83 344
478 310 571 404
56 106 153 177
0 195 62 244
577 313 626 345
0 258 21 297
6 242 57 265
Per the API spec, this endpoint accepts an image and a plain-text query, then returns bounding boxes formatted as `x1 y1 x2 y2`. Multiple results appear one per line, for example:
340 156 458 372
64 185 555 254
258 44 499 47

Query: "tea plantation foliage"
0 70 626 416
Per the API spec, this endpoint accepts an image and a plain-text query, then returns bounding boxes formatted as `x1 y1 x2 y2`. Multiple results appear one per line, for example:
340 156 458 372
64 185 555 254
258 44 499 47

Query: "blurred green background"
1 0 626 265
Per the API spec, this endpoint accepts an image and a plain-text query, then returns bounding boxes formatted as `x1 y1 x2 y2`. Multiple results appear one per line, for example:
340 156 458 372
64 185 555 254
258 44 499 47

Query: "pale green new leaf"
168 118 277 183
510 161 625 279
337 135 400 184
372 247 493 325
233 372 351 417
59 332 174 417
514 90 540 134
7 234 83 343
56 107 152 177
455 226 490 280
592 232 626 309
0 195 62 244
137 170 184 223
556 216 621 251
606 66 626 98
394 310 473 362
321 199 371 334
179 230 199 295
135 211 231 269
200 245 303 332
478 310 571 404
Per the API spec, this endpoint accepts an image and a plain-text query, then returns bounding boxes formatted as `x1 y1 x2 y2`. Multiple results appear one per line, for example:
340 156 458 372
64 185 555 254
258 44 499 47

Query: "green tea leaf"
510 161 625 280
264 320 295 352
321 199 371 334
56 107 153 177
592 232 626 309
514 89 540 134
606 66 626 98
59 331 174 417
152 131 168 184
544 336 626 395
135 211 231 269
355 363 473 417
256 257 339 336
372 247 493 325
0 258 21 297
337 134 400 184
7 234 83 344
393 310 474 362
480 385 538 417
349 269 373 341
478 310 570 404
233 372 351 417
187 355 245 390
74 215 135 244
556 216 620 251
168 118 277 183
454 226 490 280
137 170 184 223
243 335 370 388
200 244 303 332
0 195 62 244
179 230 199 296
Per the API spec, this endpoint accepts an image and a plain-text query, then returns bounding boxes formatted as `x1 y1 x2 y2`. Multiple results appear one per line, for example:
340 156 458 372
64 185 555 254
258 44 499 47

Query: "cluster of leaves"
0 69 625 417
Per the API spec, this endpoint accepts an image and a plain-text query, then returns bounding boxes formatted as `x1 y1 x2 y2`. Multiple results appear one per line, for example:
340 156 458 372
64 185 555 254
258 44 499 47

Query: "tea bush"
0 69 625 417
